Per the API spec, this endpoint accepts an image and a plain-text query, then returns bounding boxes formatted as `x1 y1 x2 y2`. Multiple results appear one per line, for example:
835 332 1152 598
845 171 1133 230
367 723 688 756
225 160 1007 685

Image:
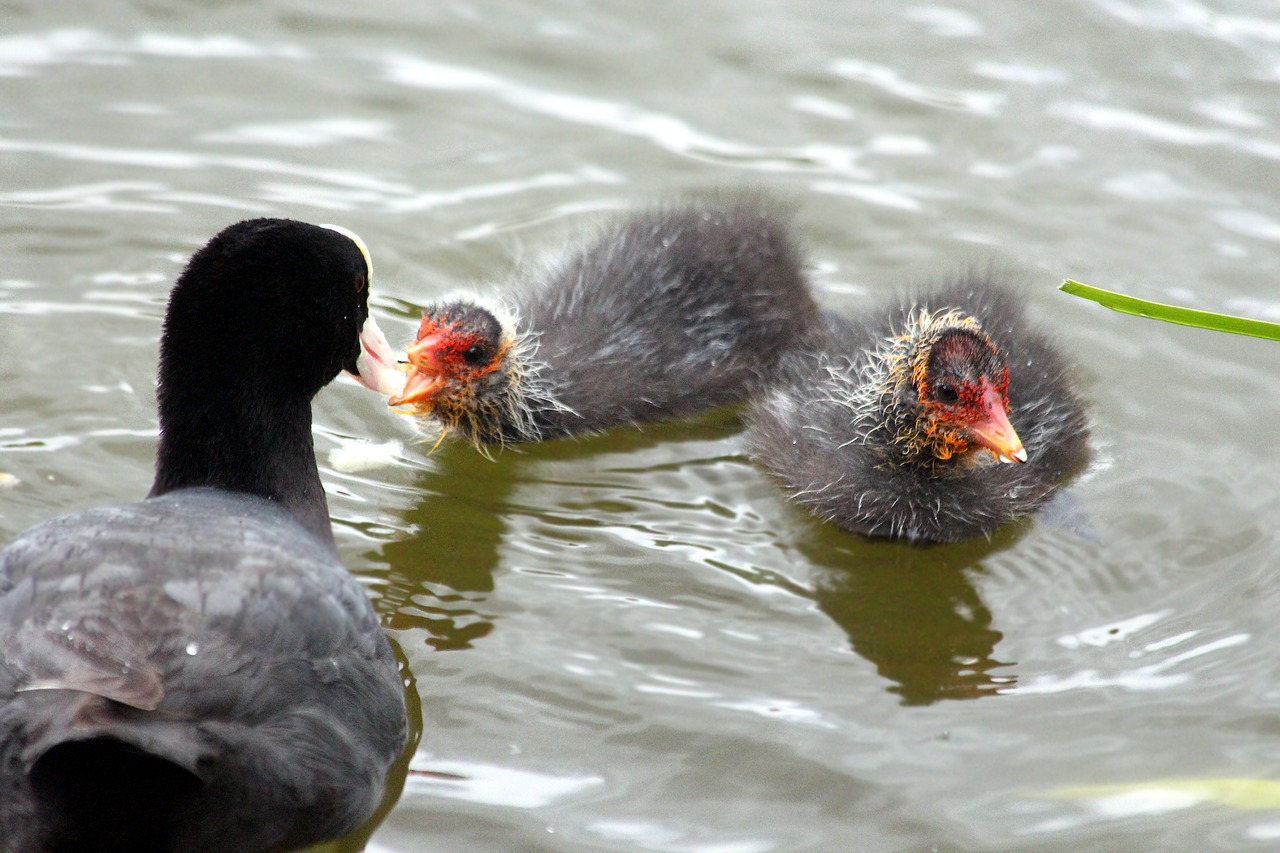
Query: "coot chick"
386 199 822 448
744 273 1089 543
0 220 408 853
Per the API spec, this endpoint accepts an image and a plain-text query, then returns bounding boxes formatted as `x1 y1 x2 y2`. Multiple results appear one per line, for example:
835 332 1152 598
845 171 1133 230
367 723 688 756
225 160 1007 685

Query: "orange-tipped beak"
387 332 447 409
966 378 1028 464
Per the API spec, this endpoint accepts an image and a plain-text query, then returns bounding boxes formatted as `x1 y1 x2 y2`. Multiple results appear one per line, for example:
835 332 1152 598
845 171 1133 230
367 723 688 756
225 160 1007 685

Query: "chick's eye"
462 344 489 365
934 383 959 404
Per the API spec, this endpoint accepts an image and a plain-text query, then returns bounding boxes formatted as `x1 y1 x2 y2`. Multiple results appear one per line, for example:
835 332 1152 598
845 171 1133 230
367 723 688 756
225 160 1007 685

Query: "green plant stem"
1060 280 1280 342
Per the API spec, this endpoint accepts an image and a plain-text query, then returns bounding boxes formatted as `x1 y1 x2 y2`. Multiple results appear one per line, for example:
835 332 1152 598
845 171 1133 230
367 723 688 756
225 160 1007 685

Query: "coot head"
389 298 538 447
873 308 1026 467
156 219 385 404
149 219 402 522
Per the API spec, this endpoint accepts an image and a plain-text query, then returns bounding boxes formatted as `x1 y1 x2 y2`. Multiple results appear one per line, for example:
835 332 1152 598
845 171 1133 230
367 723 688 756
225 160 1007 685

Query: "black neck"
148 385 334 548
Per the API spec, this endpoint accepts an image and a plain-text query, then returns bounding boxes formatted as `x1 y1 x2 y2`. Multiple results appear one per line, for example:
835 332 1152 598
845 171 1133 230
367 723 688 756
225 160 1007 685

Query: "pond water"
3 0 1280 850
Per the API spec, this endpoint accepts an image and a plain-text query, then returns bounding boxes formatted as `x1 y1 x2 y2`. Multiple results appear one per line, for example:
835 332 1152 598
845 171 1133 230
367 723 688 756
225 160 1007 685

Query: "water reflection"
377 444 517 651
375 423 1027 706
800 524 1024 705
372 423 729 653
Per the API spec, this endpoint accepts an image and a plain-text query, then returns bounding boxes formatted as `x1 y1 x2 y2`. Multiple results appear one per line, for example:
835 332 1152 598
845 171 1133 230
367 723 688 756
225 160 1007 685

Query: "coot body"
745 274 1090 543
389 199 822 448
0 219 408 853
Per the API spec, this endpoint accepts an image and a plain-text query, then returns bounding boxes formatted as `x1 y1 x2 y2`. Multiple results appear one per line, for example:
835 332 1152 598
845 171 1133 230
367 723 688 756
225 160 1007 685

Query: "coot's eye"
355 273 367 293
462 344 489 365
934 383 959 404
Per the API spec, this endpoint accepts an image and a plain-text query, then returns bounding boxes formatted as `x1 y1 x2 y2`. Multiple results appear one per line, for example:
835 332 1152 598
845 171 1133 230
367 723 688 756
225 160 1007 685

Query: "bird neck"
495 344 578 444
148 385 334 548
865 390 937 467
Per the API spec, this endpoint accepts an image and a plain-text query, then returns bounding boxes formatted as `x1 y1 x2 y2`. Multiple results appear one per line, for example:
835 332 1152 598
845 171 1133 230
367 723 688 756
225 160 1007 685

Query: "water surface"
3 1 1280 850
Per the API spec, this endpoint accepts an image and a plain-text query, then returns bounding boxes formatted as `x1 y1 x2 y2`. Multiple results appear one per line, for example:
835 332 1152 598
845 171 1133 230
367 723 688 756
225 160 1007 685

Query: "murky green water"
4 1 1280 850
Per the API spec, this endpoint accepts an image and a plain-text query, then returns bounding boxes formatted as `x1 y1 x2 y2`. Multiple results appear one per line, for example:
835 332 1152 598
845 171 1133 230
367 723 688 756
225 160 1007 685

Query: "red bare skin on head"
916 329 1024 463
408 315 497 377
390 312 509 412
921 369 1011 459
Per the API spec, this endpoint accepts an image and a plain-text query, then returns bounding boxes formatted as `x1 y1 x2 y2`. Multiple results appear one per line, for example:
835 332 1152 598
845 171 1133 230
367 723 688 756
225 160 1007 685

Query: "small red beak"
966 378 1028 464
387 332 447 408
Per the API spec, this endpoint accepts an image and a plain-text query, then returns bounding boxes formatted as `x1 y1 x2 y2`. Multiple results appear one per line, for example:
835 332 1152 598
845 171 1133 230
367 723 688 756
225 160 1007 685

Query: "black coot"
0 219 408 852
384 199 822 448
744 273 1090 543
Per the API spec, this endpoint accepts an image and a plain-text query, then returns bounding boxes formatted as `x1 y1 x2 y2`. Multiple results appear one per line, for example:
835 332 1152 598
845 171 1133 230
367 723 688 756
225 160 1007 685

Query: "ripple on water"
0 28 308 76
5 3 1280 852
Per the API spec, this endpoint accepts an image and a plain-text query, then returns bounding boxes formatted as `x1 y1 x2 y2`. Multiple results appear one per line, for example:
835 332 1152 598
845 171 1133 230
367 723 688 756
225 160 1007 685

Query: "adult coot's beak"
966 377 1028 464
350 315 408 398
387 333 447 409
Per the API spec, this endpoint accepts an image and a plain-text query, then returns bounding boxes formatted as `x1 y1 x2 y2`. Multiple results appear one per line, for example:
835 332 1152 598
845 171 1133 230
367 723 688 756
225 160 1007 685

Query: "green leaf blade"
1060 280 1280 342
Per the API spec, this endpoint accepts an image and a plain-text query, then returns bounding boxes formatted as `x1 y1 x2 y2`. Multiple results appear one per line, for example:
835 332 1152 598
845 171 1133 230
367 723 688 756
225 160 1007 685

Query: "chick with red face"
386 198 823 449
875 308 1028 467
744 274 1089 543
389 300 534 446
915 327 1025 464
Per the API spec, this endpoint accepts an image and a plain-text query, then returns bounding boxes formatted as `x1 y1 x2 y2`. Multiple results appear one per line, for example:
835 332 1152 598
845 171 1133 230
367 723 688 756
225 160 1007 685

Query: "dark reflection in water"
795 520 1028 705
372 412 1040 705
372 421 731 653
374 424 1031 706
376 444 520 651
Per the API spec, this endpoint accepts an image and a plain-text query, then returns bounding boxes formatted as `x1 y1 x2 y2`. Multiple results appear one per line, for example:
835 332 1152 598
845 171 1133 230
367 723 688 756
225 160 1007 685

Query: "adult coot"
744 273 1090 543
384 199 822 448
0 219 408 853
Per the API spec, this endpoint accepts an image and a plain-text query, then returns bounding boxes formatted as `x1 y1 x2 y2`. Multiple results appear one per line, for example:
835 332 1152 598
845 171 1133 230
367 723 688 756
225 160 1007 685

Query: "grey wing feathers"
0 490 380 716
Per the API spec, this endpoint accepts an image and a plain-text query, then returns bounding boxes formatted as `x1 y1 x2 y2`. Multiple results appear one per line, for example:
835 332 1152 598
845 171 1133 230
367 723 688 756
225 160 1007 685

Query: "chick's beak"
349 314 409 398
966 377 1028 464
387 332 448 409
